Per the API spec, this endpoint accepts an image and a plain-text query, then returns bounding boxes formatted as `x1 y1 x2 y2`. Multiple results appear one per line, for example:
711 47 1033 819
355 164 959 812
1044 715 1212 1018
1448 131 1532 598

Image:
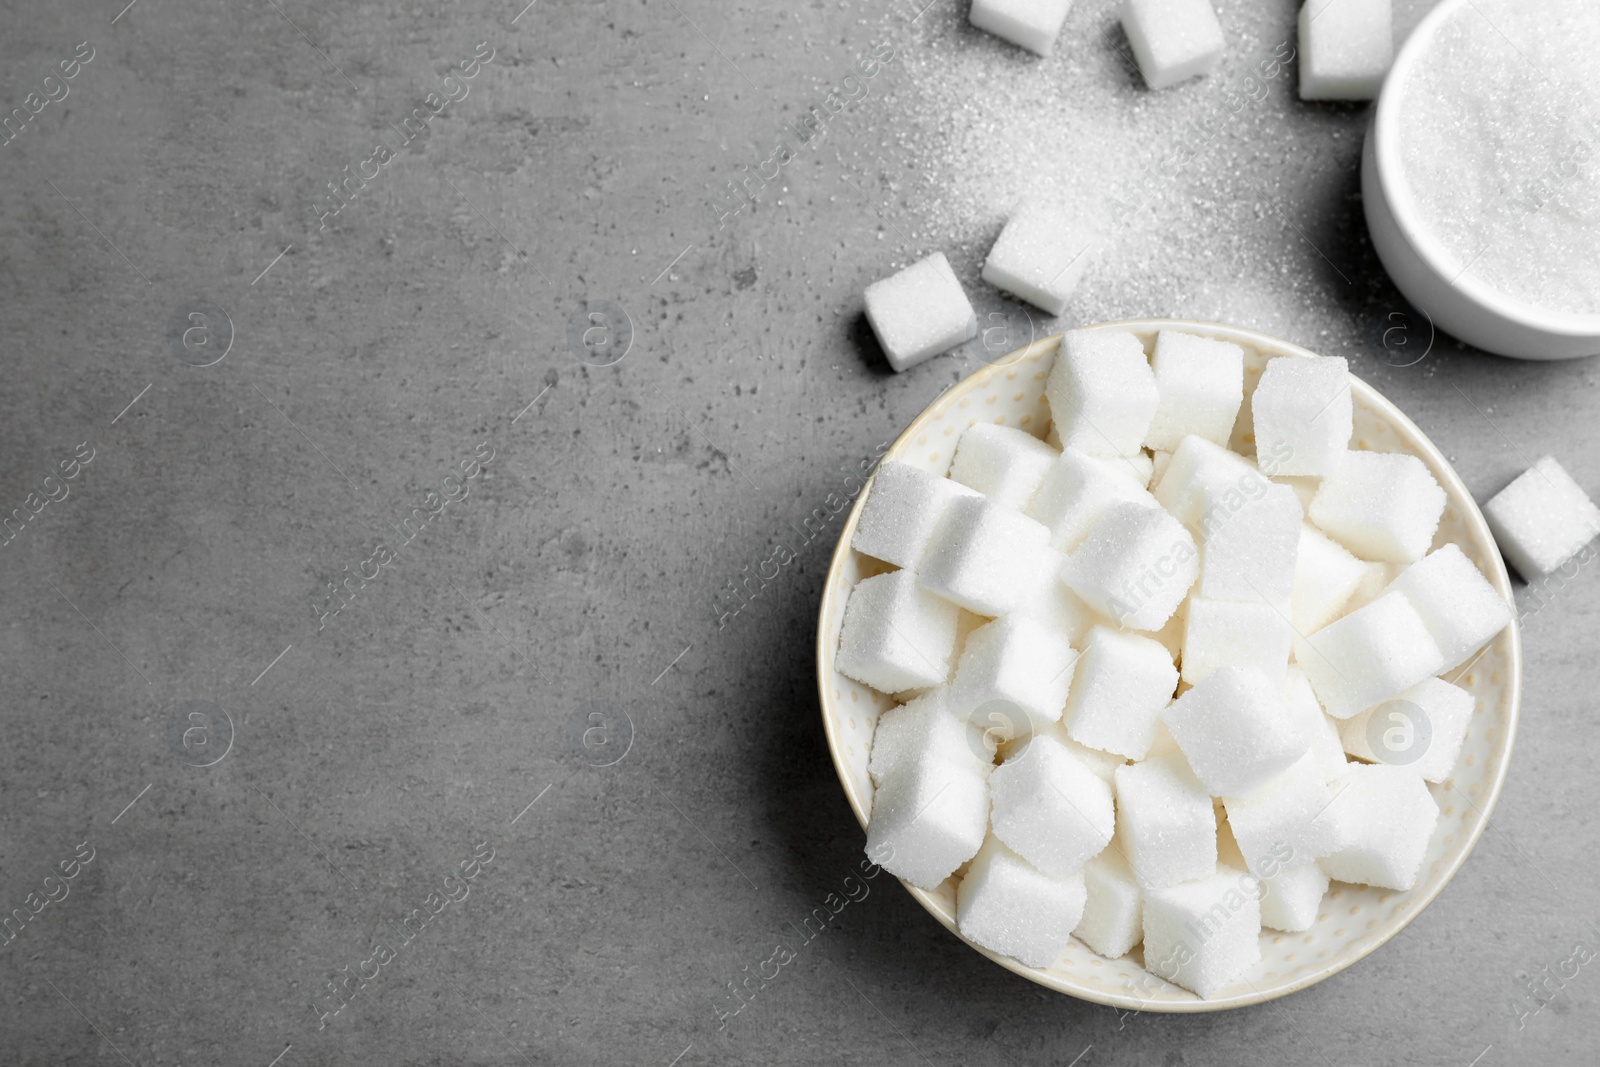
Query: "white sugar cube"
1074 846 1144 959
950 615 1080 740
1145 330 1245 451
1298 0 1393 102
1045 330 1159 457
1321 763 1439 890
1259 862 1329 933
1011 723 1126 785
1344 560 1403 615
1295 590 1444 719
1180 599 1292 686
853 461 981 569
1483 456 1600 579
1116 450 1156 488
1143 866 1262 999
1026 448 1160 552
1222 753 1337 878
1010 561 1098 644
1163 666 1305 796
1153 434 1269 528
1115 752 1217 889
869 688 995 785
1251 356 1352 477
1196 482 1302 612
989 734 1115 877
949 423 1060 511
1062 501 1198 631
1282 666 1351 781
981 196 1099 313
920 495 1051 616
864 252 978 372
1384 544 1512 671
1310 450 1446 564
1120 0 1226 90
1292 523 1368 634
1150 449 1173 486
1063 625 1178 760
956 836 1087 968
969 0 1078 57
837 571 961 694
866 752 990 889
1339 677 1473 784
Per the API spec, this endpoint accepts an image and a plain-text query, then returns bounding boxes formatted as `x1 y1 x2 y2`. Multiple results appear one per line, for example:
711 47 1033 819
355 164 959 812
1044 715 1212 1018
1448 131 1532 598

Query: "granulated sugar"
849 4 1344 336
1398 0 1600 316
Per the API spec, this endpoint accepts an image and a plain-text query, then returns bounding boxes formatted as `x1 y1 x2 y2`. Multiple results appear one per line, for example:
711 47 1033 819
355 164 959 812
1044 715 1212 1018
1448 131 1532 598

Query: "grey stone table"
0 0 1595 1063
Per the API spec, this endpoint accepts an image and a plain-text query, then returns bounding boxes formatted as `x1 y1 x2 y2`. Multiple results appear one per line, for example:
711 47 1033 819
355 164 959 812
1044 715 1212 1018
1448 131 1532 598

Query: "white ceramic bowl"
816 320 1522 1011
1363 0 1600 360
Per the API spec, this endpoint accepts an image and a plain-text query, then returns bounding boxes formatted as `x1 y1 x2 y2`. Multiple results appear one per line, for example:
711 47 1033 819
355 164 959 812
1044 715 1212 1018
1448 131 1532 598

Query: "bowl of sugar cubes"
817 321 1521 1010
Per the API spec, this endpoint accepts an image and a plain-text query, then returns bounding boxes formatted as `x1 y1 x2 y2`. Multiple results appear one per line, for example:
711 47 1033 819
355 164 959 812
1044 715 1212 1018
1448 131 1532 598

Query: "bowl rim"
1370 0 1600 338
815 319 1523 1012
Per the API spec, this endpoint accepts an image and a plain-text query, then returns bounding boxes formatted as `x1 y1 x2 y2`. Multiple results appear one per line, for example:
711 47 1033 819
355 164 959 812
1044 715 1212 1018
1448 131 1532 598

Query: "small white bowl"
816 321 1522 1011
1363 0 1600 360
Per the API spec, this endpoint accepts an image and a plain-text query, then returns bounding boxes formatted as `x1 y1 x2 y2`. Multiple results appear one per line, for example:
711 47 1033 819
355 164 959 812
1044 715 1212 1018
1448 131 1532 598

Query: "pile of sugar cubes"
840 329 1516 998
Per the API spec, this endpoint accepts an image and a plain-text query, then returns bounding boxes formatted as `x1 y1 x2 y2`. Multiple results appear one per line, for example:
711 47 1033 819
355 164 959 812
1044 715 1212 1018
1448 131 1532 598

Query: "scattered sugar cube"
1299 0 1393 102
1339 677 1473 784
1181 599 1292 686
981 196 1100 313
1384 544 1512 671
920 495 1052 616
956 836 1088 968
969 0 1079 57
1196 482 1302 612
1153 434 1268 528
853 461 981 570
866 751 991 889
1120 0 1226 91
1074 846 1144 959
1142 866 1262 998
869 688 995 785
1062 501 1198 630
1163 666 1304 797
1282 666 1351 781
1483 455 1600 579
1026 448 1161 551
989 734 1115 877
1321 763 1439 891
1115 751 1217 889
1251 356 1352 477
1145 330 1245 451
949 423 1060 511
1222 753 1337 877
863 252 978 372
1063 625 1179 760
1292 523 1368 634
1295 590 1443 720
1010 558 1098 644
950 615 1080 741
1310 450 1446 564
1259 862 1329 933
1045 330 1159 457
837 570 961 694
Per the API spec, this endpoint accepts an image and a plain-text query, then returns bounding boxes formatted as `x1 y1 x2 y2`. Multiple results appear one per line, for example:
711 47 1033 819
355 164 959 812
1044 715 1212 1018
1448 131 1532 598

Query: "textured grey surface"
0 0 1596 1064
